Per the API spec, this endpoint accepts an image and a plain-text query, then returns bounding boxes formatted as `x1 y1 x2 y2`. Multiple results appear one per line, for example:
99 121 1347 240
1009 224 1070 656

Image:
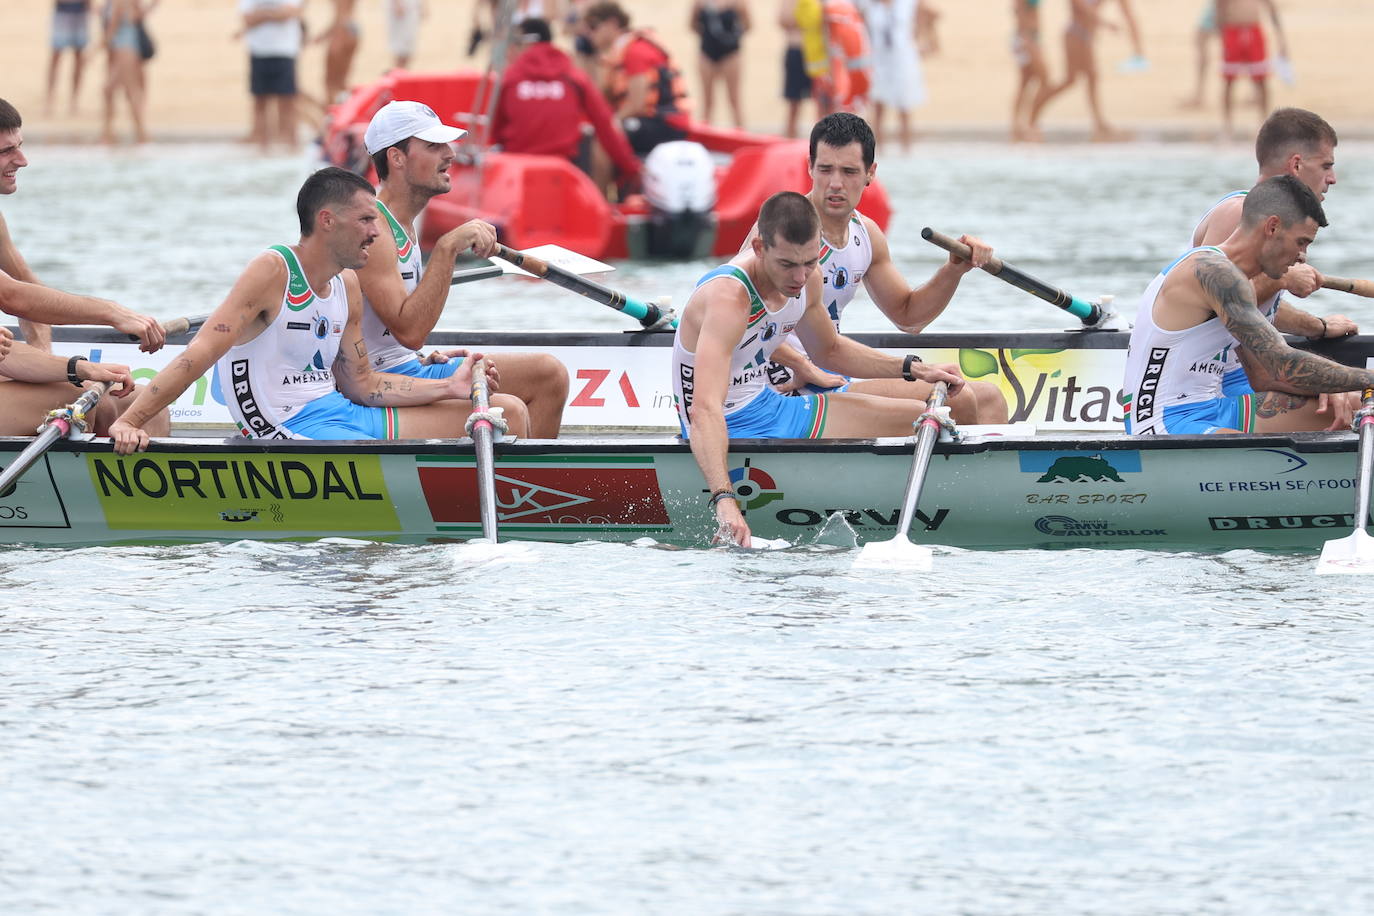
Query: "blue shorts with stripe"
687 387 829 438
282 391 400 440
1126 394 1254 434
383 356 463 379
792 375 852 395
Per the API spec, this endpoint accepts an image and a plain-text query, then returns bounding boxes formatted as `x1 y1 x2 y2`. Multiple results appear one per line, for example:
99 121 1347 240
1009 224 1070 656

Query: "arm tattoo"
173 357 193 372
213 323 231 333
1197 252 1374 394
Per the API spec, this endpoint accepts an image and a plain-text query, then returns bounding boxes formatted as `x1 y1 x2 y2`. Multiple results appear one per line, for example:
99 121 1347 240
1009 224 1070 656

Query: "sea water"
2 143 1373 913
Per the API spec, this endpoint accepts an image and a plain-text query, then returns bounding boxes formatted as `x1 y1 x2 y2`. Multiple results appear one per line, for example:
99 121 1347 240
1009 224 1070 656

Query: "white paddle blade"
494 244 615 278
853 536 933 572
1316 528 1374 574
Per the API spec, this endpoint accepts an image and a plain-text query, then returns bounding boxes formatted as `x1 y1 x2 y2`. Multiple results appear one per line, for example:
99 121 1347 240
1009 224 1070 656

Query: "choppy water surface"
4 144 1374 912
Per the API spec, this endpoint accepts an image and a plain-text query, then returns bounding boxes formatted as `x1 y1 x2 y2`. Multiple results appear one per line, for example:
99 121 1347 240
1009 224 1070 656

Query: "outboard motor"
641 140 718 259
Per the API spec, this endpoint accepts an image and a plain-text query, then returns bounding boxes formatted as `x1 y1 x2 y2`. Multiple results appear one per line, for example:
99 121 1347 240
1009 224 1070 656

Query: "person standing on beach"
672 190 967 547
108 167 528 455
100 0 149 143
318 0 359 103
1179 1 1218 110
1010 0 1047 141
1027 0 1129 142
46 1 94 115
740 113 1006 425
1217 0 1289 140
778 0 813 138
358 100 568 438
691 0 750 129
239 0 303 152
1190 107 1356 401
1122 176 1373 436
387 0 424 70
859 0 927 152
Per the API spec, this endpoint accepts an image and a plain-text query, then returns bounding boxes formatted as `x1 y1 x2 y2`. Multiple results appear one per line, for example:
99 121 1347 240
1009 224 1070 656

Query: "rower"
742 112 1008 424
673 190 965 547
1191 107 1357 400
109 167 530 455
0 96 168 438
1122 175 1374 436
355 100 569 438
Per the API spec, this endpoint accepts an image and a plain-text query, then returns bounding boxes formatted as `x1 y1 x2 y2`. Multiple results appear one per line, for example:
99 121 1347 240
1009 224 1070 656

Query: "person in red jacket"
491 17 642 195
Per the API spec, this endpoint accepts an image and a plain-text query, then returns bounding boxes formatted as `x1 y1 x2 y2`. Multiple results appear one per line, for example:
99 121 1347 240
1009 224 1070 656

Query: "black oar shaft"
921 228 1104 325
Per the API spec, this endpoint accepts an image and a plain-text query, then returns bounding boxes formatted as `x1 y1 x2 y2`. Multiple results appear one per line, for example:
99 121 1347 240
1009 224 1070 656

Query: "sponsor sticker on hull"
89 453 399 531
418 456 672 533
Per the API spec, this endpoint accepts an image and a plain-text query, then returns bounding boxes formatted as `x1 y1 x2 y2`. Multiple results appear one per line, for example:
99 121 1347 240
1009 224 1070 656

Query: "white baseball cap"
363 101 467 155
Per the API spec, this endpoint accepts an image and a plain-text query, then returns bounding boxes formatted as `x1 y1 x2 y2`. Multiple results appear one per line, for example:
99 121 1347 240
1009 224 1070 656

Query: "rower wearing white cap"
354 100 569 438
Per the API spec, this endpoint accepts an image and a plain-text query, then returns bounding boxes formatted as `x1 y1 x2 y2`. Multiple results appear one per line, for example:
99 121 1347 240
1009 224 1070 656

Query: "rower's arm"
0 213 50 353
1198 250 1374 394
865 223 987 333
1272 299 1358 339
795 272 966 392
109 253 283 453
683 282 752 546
0 338 133 395
767 340 844 390
334 271 475 406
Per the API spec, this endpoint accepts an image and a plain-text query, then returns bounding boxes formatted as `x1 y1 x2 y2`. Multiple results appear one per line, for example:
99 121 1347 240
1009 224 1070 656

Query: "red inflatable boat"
321 70 891 260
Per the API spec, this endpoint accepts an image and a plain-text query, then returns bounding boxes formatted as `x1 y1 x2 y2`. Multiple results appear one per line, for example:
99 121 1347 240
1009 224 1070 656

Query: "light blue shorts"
1220 366 1254 398
794 375 852 395
721 387 829 438
52 10 89 51
1127 394 1254 435
282 391 399 440
383 356 463 379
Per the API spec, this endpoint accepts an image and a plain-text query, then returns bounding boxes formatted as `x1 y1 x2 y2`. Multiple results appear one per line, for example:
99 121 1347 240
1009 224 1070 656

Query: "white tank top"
672 264 809 427
767 212 871 388
216 245 348 439
1121 247 1236 434
360 200 423 371
1193 190 1281 383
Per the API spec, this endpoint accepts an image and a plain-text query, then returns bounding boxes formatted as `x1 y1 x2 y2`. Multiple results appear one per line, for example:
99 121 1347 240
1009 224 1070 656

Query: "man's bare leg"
809 391 928 438
0 380 166 438
393 393 531 439
485 352 569 439
844 376 1009 425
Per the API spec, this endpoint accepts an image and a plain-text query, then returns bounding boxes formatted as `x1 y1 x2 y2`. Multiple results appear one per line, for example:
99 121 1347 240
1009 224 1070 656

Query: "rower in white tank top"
216 245 348 439
1192 189 1281 396
1121 246 1257 435
360 199 424 371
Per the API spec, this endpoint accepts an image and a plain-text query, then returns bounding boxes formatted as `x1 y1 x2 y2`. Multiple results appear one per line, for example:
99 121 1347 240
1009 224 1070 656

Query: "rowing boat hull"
1 432 1364 551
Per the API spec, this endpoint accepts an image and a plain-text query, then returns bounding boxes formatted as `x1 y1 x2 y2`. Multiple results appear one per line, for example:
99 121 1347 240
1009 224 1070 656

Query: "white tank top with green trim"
360 200 424 371
672 264 809 427
216 245 348 439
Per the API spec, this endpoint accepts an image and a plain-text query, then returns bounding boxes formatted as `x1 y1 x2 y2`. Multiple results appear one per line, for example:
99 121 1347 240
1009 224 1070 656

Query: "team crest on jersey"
285 270 315 311
761 321 779 342
314 316 329 339
832 266 849 289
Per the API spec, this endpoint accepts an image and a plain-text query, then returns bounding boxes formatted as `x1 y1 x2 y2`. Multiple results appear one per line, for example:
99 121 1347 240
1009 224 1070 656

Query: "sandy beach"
4 0 1374 145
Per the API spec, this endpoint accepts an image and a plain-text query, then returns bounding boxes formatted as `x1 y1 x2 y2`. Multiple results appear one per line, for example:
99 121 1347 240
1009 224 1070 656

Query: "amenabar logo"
88 452 399 531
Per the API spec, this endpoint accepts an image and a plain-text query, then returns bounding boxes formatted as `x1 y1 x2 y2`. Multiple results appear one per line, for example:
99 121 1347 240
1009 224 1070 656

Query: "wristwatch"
901 354 922 382
67 355 88 387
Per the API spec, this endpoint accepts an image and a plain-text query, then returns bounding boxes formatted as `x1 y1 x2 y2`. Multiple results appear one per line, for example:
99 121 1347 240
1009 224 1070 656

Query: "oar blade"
853 535 933 572
494 244 614 278
1315 528 1374 574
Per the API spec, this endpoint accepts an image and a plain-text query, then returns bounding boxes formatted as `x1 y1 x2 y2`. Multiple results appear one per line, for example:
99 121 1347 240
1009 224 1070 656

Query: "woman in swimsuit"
320 0 359 103
1010 0 1047 141
691 0 750 128
101 0 148 143
1027 0 1130 141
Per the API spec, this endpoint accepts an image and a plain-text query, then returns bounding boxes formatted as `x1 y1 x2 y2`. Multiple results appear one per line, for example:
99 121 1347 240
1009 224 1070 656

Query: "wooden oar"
922 228 1108 327
124 315 205 344
466 357 501 542
0 383 111 496
494 244 675 329
853 382 949 571
1316 388 1374 574
1322 275 1374 298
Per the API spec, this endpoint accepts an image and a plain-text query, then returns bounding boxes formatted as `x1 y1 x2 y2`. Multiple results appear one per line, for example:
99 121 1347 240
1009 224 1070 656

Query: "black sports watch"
901 354 922 382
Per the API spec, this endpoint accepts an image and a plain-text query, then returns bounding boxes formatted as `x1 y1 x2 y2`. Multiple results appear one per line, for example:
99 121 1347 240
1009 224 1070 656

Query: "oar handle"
921 227 1104 325
451 264 505 285
496 244 672 329
1322 275 1374 298
0 382 112 495
128 315 208 343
